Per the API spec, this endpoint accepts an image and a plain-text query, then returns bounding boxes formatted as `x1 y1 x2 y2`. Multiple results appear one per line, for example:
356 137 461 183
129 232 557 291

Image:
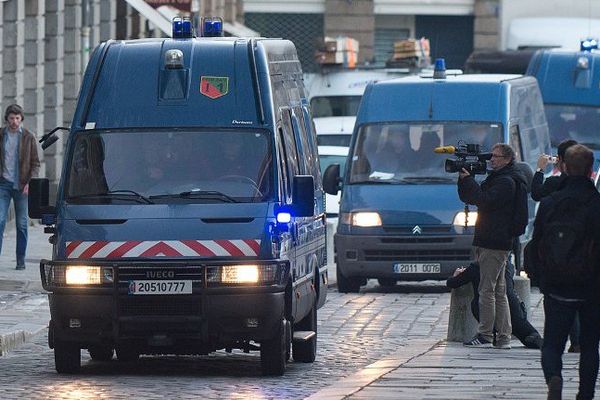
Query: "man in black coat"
446 262 543 349
531 139 577 201
458 143 529 349
530 144 600 400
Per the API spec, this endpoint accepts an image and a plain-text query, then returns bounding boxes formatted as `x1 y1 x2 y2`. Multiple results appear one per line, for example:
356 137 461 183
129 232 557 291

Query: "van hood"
57 203 270 260
341 183 465 225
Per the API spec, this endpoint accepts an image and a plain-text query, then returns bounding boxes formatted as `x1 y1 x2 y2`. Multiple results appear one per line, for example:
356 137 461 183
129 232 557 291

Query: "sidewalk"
0 222 51 355
308 290 585 400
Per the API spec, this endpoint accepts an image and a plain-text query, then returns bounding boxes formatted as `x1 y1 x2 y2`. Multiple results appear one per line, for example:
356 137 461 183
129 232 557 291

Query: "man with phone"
531 139 577 201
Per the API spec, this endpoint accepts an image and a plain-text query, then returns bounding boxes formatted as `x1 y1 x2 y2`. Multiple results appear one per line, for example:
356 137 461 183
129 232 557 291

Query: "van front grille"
380 237 454 244
119 296 201 316
363 249 471 262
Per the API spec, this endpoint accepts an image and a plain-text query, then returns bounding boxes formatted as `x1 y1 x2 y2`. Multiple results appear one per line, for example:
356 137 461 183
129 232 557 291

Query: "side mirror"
323 164 341 195
28 178 55 219
292 175 315 217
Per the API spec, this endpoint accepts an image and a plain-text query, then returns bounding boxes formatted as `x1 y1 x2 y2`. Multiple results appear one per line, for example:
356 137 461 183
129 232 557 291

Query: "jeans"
475 246 512 344
542 295 600 400
0 179 28 265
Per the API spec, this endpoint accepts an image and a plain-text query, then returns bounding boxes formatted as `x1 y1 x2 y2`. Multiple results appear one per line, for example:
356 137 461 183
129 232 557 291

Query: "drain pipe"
81 0 90 71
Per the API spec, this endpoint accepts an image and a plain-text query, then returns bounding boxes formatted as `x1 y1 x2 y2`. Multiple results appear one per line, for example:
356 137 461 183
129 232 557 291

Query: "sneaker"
523 333 544 349
547 376 562 400
15 264 25 270
464 334 493 348
494 341 511 349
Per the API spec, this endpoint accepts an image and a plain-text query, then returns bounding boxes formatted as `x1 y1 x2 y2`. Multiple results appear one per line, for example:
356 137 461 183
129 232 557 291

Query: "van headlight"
42 263 114 288
453 211 478 227
340 212 382 227
206 263 286 286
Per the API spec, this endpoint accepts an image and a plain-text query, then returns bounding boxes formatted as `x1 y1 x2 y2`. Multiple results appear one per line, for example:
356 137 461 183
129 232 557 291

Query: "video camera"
434 142 492 175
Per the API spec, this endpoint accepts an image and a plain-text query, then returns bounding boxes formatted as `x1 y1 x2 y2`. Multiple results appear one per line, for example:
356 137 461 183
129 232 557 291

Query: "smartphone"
548 156 558 164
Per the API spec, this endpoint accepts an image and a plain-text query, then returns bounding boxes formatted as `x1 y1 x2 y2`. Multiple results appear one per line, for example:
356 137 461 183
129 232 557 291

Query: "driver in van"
369 125 418 174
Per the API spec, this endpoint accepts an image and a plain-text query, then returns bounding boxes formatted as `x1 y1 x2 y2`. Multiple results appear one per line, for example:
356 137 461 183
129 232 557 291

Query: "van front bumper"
41 260 288 352
334 233 474 281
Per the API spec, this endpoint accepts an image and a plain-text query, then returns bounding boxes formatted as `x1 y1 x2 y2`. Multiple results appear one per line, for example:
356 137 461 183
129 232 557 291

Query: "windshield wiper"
400 176 455 183
68 190 154 204
351 179 417 185
149 190 238 203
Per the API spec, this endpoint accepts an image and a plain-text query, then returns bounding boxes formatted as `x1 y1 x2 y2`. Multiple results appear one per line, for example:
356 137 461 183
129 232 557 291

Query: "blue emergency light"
202 17 224 37
433 58 446 79
276 212 292 224
580 38 598 52
172 17 193 39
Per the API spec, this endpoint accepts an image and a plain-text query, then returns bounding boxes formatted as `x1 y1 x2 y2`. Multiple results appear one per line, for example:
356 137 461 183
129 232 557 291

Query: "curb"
0 323 47 356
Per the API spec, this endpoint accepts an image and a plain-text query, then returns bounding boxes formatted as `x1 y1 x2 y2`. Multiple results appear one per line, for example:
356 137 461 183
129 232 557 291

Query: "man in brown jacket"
0 104 40 269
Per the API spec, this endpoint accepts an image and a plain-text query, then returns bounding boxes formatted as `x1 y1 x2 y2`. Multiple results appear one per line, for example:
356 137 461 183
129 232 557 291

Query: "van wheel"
261 318 287 376
378 278 397 288
54 340 81 374
116 346 139 362
88 345 114 361
336 266 361 293
293 303 317 363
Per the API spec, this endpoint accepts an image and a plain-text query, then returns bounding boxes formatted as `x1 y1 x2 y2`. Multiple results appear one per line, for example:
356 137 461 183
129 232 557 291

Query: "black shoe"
523 333 544 349
464 334 492 348
15 264 25 270
547 376 562 400
568 344 581 353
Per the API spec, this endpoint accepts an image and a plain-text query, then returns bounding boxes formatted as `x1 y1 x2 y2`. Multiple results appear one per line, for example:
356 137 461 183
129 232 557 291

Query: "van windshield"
348 122 502 184
65 130 273 203
311 96 362 118
545 104 600 149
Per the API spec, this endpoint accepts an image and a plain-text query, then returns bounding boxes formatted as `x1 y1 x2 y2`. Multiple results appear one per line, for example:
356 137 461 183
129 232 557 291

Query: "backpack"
538 193 596 287
510 177 529 237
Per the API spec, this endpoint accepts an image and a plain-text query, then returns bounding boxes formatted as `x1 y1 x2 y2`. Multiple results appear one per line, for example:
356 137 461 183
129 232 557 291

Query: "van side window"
290 112 309 174
510 125 523 161
300 106 322 187
277 127 291 202
281 108 299 181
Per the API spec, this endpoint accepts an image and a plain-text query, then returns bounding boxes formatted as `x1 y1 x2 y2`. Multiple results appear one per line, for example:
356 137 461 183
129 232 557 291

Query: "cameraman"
457 143 529 349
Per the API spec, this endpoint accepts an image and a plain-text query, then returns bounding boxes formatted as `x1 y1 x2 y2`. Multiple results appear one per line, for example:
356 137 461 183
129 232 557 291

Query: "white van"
306 69 400 147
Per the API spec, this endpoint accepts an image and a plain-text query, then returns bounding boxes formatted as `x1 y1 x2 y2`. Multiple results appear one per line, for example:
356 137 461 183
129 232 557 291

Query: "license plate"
393 263 441 274
128 280 192 295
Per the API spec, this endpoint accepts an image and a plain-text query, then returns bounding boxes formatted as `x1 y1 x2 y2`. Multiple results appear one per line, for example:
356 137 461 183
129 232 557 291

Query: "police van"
323 60 550 292
29 18 326 376
527 41 600 169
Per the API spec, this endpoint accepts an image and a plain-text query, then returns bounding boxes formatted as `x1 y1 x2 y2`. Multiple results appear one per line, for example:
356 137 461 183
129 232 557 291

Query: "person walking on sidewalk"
529 144 600 400
457 143 529 349
0 104 40 270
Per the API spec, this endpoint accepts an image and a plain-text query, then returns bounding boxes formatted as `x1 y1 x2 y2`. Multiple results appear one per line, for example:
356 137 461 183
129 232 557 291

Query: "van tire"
293 303 317 363
88 346 114 361
336 266 361 293
116 346 139 362
378 278 397 288
261 318 287 376
54 340 81 374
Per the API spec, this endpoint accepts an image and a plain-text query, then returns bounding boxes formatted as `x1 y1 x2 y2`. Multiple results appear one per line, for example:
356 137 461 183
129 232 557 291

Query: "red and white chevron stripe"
65 240 261 259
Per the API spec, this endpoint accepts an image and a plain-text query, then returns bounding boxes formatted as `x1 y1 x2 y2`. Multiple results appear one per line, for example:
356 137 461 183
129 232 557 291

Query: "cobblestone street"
0 283 451 399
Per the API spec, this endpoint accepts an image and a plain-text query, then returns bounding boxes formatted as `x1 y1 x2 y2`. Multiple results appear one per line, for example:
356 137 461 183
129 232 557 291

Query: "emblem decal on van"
65 239 261 258
200 76 229 99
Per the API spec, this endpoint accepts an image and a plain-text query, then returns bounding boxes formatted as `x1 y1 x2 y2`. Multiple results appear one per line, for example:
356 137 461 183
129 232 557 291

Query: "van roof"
527 49 600 106
73 37 302 130
357 74 534 124
306 69 400 98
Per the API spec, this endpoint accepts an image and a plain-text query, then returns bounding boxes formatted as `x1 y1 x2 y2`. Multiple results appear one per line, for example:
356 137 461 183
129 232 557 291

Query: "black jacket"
531 176 600 300
458 162 528 251
530 172 567 201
